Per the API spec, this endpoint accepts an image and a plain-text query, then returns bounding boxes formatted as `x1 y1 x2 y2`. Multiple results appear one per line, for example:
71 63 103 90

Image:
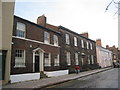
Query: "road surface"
45 68 119 88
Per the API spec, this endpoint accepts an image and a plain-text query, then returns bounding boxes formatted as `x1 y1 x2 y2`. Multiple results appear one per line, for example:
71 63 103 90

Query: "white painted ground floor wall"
10 73 40 83
10 70 69 83
44 70 69 77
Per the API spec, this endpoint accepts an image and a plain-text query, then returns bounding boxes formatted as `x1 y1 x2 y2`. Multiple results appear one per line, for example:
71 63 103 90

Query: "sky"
14 0 119 48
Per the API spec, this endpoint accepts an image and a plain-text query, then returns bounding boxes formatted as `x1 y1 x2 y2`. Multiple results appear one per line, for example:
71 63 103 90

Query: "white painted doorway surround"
33 48 44 72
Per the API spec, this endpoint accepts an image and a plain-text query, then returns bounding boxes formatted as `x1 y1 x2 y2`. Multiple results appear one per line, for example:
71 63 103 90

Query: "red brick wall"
11 16 61 74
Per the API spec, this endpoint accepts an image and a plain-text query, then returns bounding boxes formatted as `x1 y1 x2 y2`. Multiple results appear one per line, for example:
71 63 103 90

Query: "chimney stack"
113 45 116 48
80 32 89 38
96 39 102 47
37 14 46 27
106 45 109 49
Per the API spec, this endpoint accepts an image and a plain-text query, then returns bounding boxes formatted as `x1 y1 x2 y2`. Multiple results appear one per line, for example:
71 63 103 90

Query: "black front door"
35 56 39 72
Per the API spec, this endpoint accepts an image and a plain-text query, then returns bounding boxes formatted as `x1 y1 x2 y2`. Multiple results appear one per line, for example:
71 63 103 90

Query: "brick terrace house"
37 15 99 73
58 26 99 73
11 16 61 77
10 15 100 83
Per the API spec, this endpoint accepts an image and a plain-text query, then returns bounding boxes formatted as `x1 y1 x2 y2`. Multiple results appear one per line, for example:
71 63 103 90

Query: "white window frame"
16 22 26 38
44 31 50 44
90 43 93 50
91 55 94 64
75 53 79 65
88 55 90 64
14 49 26 68
44 53 51 66
81 40 84 48
54 54 59 66
53 35 58 46
74 37 77 46
66 52 71 65
87 42 89 49
65 34 70 45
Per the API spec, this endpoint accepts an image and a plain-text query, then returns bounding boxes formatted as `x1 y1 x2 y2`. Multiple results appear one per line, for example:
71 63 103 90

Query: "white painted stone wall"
96 46 113 68
44 70 69 77
10 73 40 83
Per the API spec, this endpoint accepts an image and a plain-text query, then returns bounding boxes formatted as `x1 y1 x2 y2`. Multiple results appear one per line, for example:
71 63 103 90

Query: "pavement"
2 67 112 89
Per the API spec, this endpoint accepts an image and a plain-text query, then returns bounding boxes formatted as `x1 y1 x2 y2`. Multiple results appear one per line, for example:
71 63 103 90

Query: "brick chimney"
106 45 109 49
37 14 46 27
80 32 89 38
113 45 116 48
96 39 102 47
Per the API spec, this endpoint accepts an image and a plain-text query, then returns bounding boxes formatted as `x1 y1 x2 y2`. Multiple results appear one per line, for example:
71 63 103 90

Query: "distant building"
106 45 120 63
96 39 113 68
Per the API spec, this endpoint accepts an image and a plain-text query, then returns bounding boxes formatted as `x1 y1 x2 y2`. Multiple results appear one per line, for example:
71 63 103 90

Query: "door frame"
33 48 44 72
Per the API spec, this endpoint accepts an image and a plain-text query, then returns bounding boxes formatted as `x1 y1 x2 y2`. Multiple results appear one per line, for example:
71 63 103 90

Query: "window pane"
81 40 84 48
54 35 58 46
44 53 51 66
16 22 25 38
65 34 70 44
75 53 78 65
74 37 77 46
90 43 93 50
17 22 25 31
15 49 25 67
88 55 90 64
54 54 59 66
44 32 50 44
16 30 25 38
66 52 71 65
87 42 89 49
44 53 49 58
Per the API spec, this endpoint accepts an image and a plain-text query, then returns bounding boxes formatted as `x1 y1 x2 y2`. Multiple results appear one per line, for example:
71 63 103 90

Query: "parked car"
113 62 120 68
